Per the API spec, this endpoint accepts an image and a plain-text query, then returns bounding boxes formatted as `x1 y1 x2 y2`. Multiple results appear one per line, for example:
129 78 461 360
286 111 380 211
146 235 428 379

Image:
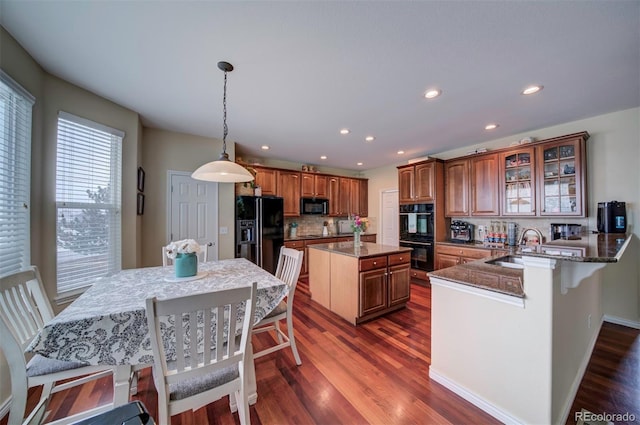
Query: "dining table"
27 258 288 409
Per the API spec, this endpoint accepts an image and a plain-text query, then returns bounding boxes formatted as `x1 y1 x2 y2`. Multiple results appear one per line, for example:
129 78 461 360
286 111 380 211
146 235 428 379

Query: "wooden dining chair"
252 247 304 365
162 243 209 266
145 282 257 425
0 266 126 425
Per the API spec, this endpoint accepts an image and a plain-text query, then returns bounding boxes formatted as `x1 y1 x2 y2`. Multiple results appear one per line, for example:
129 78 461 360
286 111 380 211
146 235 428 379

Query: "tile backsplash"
285 216 377 237
453 217 593 243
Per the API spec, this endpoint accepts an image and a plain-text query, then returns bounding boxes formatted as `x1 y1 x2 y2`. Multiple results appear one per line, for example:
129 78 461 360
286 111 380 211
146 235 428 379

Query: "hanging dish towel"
408 213 417 233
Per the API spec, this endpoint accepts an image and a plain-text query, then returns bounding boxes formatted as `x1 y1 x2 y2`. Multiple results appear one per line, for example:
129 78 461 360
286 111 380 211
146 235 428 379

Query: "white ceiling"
1 1 639 171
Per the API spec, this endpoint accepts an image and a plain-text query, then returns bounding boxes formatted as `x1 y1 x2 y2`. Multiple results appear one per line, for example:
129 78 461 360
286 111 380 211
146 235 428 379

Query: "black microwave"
301 197 328 215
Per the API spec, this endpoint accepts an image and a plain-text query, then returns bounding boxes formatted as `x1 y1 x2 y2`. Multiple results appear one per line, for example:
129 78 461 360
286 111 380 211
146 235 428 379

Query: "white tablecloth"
27 258 287 366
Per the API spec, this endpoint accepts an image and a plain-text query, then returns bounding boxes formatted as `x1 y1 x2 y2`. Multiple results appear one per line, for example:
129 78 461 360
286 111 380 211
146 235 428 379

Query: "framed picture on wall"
137 167 145 192
137 193 145 215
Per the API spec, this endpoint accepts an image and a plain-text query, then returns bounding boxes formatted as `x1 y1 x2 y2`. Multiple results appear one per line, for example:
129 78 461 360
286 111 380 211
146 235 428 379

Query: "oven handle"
399 240 432 246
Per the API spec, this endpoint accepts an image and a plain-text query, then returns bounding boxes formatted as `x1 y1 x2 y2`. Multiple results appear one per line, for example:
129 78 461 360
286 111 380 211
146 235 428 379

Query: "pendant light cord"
222 70 228 154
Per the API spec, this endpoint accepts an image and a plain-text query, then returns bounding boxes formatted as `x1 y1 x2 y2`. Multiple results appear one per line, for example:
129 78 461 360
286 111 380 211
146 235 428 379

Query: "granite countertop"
286 233 376 242
429 233 632 298
307 241 411 259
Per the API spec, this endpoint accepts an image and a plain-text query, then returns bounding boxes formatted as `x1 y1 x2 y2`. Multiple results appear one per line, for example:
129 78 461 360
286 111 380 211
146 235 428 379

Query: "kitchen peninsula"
428 233 631 424
308 242 412 325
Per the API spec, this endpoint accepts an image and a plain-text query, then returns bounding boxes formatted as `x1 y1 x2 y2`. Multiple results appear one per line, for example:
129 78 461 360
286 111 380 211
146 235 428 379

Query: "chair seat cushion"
261 300 287 321
169 364 239 401
26 354 87 377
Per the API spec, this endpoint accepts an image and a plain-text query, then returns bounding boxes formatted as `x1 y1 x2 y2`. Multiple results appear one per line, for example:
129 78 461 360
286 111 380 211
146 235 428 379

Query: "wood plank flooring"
3 279 639 424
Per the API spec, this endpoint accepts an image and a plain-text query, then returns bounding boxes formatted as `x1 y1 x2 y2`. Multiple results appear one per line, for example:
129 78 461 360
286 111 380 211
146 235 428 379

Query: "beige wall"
364 107 640 324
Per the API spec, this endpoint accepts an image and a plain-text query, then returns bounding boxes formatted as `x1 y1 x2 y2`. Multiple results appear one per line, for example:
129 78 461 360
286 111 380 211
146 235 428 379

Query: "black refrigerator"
235 196 284 274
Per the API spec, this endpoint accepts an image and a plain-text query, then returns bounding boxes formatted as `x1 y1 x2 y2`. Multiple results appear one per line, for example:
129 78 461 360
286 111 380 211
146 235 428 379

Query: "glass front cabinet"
537 136 586 216
501 148 535 216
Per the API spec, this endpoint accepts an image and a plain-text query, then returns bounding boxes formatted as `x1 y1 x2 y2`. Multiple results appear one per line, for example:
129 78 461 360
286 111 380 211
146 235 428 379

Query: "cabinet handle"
373 261 377 265
399 257 403 261
389 271 393 275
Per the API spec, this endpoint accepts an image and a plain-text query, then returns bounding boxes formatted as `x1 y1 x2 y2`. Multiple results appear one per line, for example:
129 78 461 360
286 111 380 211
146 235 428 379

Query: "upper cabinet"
277 170 301 216
469 154 500 216
301 173 328 198
254 166 278 196
537 135 587 216
397 160 439 204
328 176 341 216
445 155 499 217
444 131 589 218
501 148 536 216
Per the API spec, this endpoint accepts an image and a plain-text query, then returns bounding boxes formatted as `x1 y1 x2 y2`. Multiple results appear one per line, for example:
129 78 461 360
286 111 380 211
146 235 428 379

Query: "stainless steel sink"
487 255 525 269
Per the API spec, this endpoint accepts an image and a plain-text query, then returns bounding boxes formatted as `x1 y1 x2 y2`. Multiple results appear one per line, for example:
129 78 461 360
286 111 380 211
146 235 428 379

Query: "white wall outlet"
220 226 228 235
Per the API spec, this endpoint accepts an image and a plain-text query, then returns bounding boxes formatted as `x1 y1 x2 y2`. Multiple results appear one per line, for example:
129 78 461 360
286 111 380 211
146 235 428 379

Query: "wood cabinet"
358 179 368 217
337 178 351 216
501 148 536 216
434 244 492 270
308 246 410 325
470 154 500 216
444 159 470 216
445 154 499 217
328 176 340 216
398 160 438 204
277 170 301 216
254 166 278 196
301 173 328 198
537 135 586 216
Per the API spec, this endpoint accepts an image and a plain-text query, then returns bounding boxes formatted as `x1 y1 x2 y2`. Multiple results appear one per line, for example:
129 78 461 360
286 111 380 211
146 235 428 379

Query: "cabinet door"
315 175 329 198
470 154 500 216
435 253 460 270
349 179 360 217
388 264 411 306
277 171 301 216
414 162 435 202
501 149 535 216
255 167 277 196
359 268 387 316
328 177 340 216
398 166 415 204
538 138 585 216
444 159 469 217
338 178 351 216
301 173 315 197
358 179 368 217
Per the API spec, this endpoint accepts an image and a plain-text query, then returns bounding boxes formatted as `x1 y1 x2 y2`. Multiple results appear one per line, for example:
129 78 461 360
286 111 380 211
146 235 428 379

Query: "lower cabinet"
435 244 492 269
359 253 410 321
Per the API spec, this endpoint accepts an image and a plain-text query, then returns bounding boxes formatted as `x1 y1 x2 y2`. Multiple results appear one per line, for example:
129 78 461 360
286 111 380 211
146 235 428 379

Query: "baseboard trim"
558 316 604 424
603 314 640 329
428 367 523 425
0 395 11 421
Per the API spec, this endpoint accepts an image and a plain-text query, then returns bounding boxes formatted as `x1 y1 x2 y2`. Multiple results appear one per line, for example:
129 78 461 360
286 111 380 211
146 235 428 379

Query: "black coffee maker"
597 201 627 233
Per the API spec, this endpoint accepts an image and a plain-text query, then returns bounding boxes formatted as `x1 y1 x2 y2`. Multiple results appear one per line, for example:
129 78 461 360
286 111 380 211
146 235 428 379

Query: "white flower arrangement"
165 239 202 260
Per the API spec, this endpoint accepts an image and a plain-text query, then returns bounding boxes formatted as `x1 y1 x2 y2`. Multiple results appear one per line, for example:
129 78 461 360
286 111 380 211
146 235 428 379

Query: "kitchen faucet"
518 228 544 245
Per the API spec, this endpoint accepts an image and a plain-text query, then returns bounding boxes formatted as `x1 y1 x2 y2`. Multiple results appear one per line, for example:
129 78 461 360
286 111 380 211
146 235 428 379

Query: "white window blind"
55 111 124 294
0 70 34 277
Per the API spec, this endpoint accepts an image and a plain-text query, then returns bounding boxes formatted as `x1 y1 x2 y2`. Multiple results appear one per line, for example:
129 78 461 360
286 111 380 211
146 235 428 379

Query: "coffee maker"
597 201 627 233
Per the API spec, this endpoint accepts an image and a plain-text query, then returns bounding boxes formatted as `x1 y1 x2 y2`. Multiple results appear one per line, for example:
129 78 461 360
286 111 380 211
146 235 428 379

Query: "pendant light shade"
192 61 255 183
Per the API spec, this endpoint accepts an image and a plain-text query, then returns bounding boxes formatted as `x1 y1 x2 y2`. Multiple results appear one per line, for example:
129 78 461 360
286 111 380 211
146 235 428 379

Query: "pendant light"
192 61 255 183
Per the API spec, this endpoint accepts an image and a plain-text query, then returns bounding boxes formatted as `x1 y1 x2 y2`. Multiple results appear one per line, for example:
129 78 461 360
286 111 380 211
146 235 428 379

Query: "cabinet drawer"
360 256 387 272
436 244 491 259
305 238 335 245
388 252 410 266
409 269 429 281
284 240 305 249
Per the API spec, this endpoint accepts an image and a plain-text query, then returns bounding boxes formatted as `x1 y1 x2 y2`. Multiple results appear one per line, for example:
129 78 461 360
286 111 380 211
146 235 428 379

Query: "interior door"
169 172 218 261
381 190 399 246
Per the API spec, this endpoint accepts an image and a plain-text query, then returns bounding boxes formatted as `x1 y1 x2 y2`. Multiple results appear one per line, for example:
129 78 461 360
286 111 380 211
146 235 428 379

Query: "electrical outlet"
587 314 592 329
220 226 228 235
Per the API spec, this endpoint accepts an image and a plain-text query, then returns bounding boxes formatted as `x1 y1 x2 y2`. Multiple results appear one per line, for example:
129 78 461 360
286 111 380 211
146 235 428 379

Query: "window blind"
0 70 34 277
55 111 124 294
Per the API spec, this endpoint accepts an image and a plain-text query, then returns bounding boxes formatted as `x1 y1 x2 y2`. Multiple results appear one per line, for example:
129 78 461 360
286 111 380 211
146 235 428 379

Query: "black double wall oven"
399 203 435 272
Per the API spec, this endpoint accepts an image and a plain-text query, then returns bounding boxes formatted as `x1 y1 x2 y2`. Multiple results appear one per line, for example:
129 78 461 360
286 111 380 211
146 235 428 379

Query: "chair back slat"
275 247 304 293
214 305 225 361
202 307 212 364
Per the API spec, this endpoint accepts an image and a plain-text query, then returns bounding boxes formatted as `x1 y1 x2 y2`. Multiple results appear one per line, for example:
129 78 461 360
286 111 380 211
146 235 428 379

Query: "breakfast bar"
428 233 631 424
308 242 412 325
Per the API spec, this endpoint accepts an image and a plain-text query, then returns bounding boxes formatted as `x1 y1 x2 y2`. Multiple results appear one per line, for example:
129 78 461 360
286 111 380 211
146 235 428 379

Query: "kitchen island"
428 233 631 425
308 242 412 325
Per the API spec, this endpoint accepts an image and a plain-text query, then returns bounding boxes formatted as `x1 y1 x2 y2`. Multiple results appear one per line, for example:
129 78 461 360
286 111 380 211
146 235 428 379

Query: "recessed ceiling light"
320 155 327 160
397 150 405 155
485 123 499 130
424 89 442 99
357 162 363 166
522 85 543 95
340 128 350 135
365 136 375 142
261 145 270 150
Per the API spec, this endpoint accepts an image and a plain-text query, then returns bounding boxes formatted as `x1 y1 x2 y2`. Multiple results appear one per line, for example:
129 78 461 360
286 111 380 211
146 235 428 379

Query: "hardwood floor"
4 280 639 424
